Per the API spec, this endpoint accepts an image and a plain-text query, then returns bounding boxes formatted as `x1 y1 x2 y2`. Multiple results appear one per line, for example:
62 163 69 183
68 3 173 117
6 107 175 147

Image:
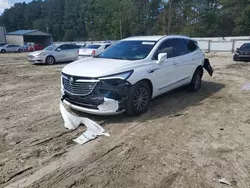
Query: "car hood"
62 57 142 78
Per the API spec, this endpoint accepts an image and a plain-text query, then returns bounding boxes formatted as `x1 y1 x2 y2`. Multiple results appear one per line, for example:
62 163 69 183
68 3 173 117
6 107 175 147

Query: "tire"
45 56 55 65
18 49 23 53
1 49 6 53
125 81 151 116
189 69 202 92
233 55 238 61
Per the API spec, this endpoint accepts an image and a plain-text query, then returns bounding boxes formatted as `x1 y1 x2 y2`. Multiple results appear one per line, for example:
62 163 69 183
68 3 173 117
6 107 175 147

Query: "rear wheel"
126 81 151 116
45 56 55 65
18 49 23 53
189 69 202 92
1 49 6 53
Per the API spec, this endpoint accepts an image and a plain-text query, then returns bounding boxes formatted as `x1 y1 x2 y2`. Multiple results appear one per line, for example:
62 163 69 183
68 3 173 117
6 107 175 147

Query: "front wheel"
18 49 23 53
233 55 238 61
188 70 202 92
1 49 6 53
45 56 55 65
125 81 151 116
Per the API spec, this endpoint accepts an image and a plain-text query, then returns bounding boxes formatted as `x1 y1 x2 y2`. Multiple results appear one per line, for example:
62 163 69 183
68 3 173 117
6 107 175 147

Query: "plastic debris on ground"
219 177 231 186
213 176 231 186
241 83 250 91
60 101 110 145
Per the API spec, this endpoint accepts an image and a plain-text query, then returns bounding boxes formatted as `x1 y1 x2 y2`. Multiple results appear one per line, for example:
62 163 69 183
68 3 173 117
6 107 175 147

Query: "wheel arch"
194 65 203 77
135 79 153 97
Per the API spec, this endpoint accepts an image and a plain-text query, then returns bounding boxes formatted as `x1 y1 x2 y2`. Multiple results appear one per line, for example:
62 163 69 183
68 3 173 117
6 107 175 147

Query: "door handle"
173 62 177 65
192 58 195 61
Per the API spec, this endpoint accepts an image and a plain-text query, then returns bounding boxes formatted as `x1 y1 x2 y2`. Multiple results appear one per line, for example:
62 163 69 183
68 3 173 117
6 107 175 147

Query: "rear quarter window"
186 40 198 52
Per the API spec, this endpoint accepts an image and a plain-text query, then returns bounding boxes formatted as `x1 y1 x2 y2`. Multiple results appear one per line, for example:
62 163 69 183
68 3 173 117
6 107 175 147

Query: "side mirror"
157 53 167 64
56 48 61 52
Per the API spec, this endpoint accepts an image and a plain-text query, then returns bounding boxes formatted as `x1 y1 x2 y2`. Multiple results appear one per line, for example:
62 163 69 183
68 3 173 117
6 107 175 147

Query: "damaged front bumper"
61 78 131 115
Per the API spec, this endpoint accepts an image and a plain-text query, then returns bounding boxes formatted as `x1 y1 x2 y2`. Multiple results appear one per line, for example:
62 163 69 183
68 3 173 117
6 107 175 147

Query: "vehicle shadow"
73 81 225 125
32 61 73 66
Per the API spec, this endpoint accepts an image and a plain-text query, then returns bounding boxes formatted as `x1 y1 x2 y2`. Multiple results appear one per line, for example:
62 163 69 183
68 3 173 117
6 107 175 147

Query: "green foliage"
63 29 77 41
0 0 249 41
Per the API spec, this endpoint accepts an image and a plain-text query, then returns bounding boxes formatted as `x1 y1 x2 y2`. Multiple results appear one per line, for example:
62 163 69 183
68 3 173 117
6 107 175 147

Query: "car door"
151 39 178 95
174 39 201 86
54 45 67 62
67 44 79 61
171 39 193 86
6 45 14 52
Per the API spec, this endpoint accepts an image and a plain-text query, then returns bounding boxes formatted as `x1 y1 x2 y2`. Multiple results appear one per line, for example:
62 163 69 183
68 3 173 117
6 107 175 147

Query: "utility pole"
120 20 122 39
167 0 172 35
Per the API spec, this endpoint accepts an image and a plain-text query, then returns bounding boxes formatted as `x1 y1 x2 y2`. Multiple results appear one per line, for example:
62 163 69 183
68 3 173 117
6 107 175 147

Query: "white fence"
197 39 250 53
54 36 250 53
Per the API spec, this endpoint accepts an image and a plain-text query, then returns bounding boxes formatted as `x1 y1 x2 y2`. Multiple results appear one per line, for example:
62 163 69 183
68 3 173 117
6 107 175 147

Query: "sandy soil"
1 52 250 188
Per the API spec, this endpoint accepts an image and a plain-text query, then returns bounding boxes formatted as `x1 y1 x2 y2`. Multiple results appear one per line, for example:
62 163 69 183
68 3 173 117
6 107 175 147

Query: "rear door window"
174 39 189 56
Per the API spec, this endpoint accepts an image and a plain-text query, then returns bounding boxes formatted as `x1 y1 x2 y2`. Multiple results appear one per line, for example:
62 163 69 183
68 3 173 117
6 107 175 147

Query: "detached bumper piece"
203 58 214 76
62 78 131 115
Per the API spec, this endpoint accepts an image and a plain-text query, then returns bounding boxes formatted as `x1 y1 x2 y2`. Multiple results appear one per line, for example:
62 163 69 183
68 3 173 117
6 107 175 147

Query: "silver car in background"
0 44 24 53
28 44 80 65
78 43 111 57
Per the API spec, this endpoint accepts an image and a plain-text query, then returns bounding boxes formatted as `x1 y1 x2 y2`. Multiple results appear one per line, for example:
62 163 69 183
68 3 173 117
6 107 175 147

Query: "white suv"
61 35 213 116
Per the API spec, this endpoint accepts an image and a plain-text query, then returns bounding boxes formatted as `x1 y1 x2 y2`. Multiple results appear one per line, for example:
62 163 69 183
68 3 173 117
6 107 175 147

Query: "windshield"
86 45 101 49
241 43 250 50
96 40 156 60
44 44 57 51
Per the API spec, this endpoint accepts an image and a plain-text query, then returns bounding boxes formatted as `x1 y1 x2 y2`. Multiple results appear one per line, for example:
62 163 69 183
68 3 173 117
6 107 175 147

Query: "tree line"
0 0 249 41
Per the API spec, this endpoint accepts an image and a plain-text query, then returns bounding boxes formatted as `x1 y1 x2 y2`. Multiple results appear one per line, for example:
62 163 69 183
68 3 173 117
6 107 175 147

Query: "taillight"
92 50 96 56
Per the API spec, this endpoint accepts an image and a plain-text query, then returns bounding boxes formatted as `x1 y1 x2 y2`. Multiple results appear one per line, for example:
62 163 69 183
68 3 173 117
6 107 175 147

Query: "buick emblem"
69 77 74 85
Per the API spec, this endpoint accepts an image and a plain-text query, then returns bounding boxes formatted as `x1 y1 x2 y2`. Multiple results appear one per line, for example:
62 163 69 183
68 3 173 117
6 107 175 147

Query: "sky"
0 0 32 14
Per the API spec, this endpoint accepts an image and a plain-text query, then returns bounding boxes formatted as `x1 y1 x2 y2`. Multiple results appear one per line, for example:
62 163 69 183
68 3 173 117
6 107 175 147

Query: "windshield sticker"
142 42 155 45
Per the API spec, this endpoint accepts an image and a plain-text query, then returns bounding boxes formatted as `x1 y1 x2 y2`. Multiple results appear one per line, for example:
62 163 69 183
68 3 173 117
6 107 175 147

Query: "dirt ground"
1 52 250 188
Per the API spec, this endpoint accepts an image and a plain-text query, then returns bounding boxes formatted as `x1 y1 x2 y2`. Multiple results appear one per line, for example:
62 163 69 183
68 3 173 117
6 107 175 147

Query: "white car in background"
0 44 24 53
61 35 213 116
78 43 111 57
28 44 80 65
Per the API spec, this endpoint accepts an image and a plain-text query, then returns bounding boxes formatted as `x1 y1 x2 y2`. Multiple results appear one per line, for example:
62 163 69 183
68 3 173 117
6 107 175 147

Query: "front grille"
62 76 98 96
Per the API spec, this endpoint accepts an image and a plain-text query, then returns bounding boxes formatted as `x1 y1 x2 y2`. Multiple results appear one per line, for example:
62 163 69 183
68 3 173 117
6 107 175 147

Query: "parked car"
78 43 111 57
61 35 213 116
0 44 24 53
234 43 250 62
28 44 80 64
